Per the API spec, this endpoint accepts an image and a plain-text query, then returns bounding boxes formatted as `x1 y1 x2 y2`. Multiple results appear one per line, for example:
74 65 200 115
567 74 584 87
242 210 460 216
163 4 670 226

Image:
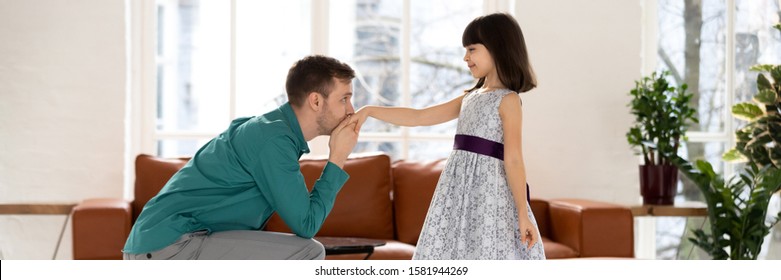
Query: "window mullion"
400 0 411 159
229 0 237 121
312 0 329 55
305 0 330 157
156 130 221 138
724 0 736 178
484 0 511 14
130 0 158 199
685 131 731 142
138 0 157 156
641 0 659 77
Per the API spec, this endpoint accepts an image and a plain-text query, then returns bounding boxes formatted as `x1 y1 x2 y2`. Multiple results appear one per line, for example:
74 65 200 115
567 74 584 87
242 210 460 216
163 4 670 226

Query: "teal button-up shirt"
123 103 349 254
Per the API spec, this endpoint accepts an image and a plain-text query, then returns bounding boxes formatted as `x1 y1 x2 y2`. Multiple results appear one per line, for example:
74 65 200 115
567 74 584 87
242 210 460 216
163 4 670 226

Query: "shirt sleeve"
249 136 349 238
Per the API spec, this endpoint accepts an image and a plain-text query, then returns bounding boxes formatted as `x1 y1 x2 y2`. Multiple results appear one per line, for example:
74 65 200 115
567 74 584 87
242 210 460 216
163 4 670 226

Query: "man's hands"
327 107 374 168
327 114 360 168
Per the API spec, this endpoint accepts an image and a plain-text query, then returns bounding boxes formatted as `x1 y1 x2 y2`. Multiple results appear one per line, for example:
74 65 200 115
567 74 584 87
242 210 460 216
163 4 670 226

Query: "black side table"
316 237 386 260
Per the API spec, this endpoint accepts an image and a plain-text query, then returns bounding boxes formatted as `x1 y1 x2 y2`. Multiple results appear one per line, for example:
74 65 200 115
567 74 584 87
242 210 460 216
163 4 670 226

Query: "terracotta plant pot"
639 164 678 205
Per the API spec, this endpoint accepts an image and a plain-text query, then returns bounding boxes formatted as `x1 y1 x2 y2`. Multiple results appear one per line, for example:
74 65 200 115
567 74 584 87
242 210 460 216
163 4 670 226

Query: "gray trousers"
123 230 325 260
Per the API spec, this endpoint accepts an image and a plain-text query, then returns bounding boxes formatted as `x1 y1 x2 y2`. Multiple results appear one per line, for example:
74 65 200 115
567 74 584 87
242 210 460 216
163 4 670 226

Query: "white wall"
0 0 127 259
515 1 642 205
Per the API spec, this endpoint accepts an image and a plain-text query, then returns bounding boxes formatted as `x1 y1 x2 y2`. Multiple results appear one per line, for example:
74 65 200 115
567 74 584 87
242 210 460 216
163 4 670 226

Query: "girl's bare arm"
499 92 538 249
355 93 466 127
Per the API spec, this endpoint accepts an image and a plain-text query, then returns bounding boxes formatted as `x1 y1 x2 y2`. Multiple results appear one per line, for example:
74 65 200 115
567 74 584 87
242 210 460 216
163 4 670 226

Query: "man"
123 55 359 260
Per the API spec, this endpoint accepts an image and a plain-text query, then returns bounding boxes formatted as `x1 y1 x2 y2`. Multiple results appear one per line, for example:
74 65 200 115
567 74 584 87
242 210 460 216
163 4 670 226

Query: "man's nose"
346 101 355 114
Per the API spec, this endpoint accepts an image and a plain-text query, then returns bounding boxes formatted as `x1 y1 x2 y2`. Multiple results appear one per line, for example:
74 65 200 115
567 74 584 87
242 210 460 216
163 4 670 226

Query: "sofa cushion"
541 237 579 259
264 153 395 240
133 154 189 221
391 159 446 245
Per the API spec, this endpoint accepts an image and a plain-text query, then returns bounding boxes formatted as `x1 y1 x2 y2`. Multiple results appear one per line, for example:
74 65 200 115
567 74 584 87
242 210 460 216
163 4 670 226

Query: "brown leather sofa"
72 153 634 260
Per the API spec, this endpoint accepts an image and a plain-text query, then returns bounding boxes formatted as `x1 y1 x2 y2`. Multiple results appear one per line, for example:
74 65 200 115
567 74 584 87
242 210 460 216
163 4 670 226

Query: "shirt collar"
279 102 311 155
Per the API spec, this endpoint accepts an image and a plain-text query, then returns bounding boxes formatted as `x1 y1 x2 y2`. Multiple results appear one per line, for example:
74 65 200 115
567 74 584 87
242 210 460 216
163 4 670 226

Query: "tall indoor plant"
722 63 781 169
673 24 781 259
627 71 698 204
672 158 781 259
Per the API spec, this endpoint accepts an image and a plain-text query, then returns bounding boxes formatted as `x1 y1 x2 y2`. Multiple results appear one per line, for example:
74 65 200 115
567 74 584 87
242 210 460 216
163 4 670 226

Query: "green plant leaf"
759 168 781 193
751 64 776 72
754 89 778 105
723 148 748 162
749 147 772 166
732 103 764 121
770 148 781 169
769 121 781 142
745 131 773 149
695 160 718 180
758 73 773 92
771 65 781 85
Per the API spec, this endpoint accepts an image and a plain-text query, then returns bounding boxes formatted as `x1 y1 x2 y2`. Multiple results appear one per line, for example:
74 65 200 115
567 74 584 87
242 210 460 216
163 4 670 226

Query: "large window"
653 0 781 259
154 0 310 157
331 0 481 159
151 0 486 160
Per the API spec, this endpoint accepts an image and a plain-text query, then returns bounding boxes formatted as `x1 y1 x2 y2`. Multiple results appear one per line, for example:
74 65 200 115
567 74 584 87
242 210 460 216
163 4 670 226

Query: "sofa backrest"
529 199 551 238
133 154 189 222
134 153 549 243
264 153 395 240
391 159 446 245
392 159 552 244
135 153 396 239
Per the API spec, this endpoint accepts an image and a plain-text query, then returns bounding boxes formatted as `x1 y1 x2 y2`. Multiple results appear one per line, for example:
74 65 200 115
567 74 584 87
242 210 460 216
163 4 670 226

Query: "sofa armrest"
72 198 132 260
548 199 634 258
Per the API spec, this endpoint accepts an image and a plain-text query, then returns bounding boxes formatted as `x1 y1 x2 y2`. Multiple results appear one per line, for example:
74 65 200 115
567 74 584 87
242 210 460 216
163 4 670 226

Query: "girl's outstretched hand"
354 106 372 132
519 216 539 250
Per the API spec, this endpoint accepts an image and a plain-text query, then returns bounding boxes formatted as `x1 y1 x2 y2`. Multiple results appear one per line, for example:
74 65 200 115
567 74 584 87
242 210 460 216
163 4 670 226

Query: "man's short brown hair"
285 55 355 107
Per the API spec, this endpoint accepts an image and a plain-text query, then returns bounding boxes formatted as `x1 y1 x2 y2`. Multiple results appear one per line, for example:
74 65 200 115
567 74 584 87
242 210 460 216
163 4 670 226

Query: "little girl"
355 13 545 260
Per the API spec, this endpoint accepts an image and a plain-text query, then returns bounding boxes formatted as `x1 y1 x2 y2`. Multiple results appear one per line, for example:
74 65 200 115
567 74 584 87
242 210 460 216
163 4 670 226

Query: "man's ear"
307 92 322 112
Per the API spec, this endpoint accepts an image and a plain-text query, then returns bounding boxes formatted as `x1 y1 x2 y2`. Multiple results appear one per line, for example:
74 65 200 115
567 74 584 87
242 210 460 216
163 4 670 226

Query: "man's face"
317 78 354 135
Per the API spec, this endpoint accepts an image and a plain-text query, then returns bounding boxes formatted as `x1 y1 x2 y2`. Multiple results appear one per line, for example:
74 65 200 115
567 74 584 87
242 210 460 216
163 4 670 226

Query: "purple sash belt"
452 134 530 202
453 134 504 160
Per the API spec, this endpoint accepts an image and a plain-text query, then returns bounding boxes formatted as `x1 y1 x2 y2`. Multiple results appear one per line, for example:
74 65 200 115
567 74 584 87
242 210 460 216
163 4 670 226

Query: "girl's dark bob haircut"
462 13 536 93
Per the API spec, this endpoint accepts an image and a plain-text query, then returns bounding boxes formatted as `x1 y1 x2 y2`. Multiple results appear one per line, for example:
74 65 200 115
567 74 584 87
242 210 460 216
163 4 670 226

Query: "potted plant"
627 71 698 205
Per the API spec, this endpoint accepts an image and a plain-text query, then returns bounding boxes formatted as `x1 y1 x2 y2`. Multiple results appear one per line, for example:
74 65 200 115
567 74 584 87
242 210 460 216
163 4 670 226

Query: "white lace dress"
412 89 545 260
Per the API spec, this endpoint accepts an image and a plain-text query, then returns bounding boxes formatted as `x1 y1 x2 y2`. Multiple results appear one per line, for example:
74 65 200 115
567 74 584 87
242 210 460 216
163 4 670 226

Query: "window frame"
642 0 738 181
129 0 750 195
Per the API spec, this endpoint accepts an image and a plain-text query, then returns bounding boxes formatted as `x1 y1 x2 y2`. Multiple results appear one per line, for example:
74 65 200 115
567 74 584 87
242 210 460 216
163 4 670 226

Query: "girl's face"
463 43 495 79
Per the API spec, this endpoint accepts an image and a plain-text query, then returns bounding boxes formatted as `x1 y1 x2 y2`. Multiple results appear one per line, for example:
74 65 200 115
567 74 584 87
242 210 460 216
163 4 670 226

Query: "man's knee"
305 238 326 260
